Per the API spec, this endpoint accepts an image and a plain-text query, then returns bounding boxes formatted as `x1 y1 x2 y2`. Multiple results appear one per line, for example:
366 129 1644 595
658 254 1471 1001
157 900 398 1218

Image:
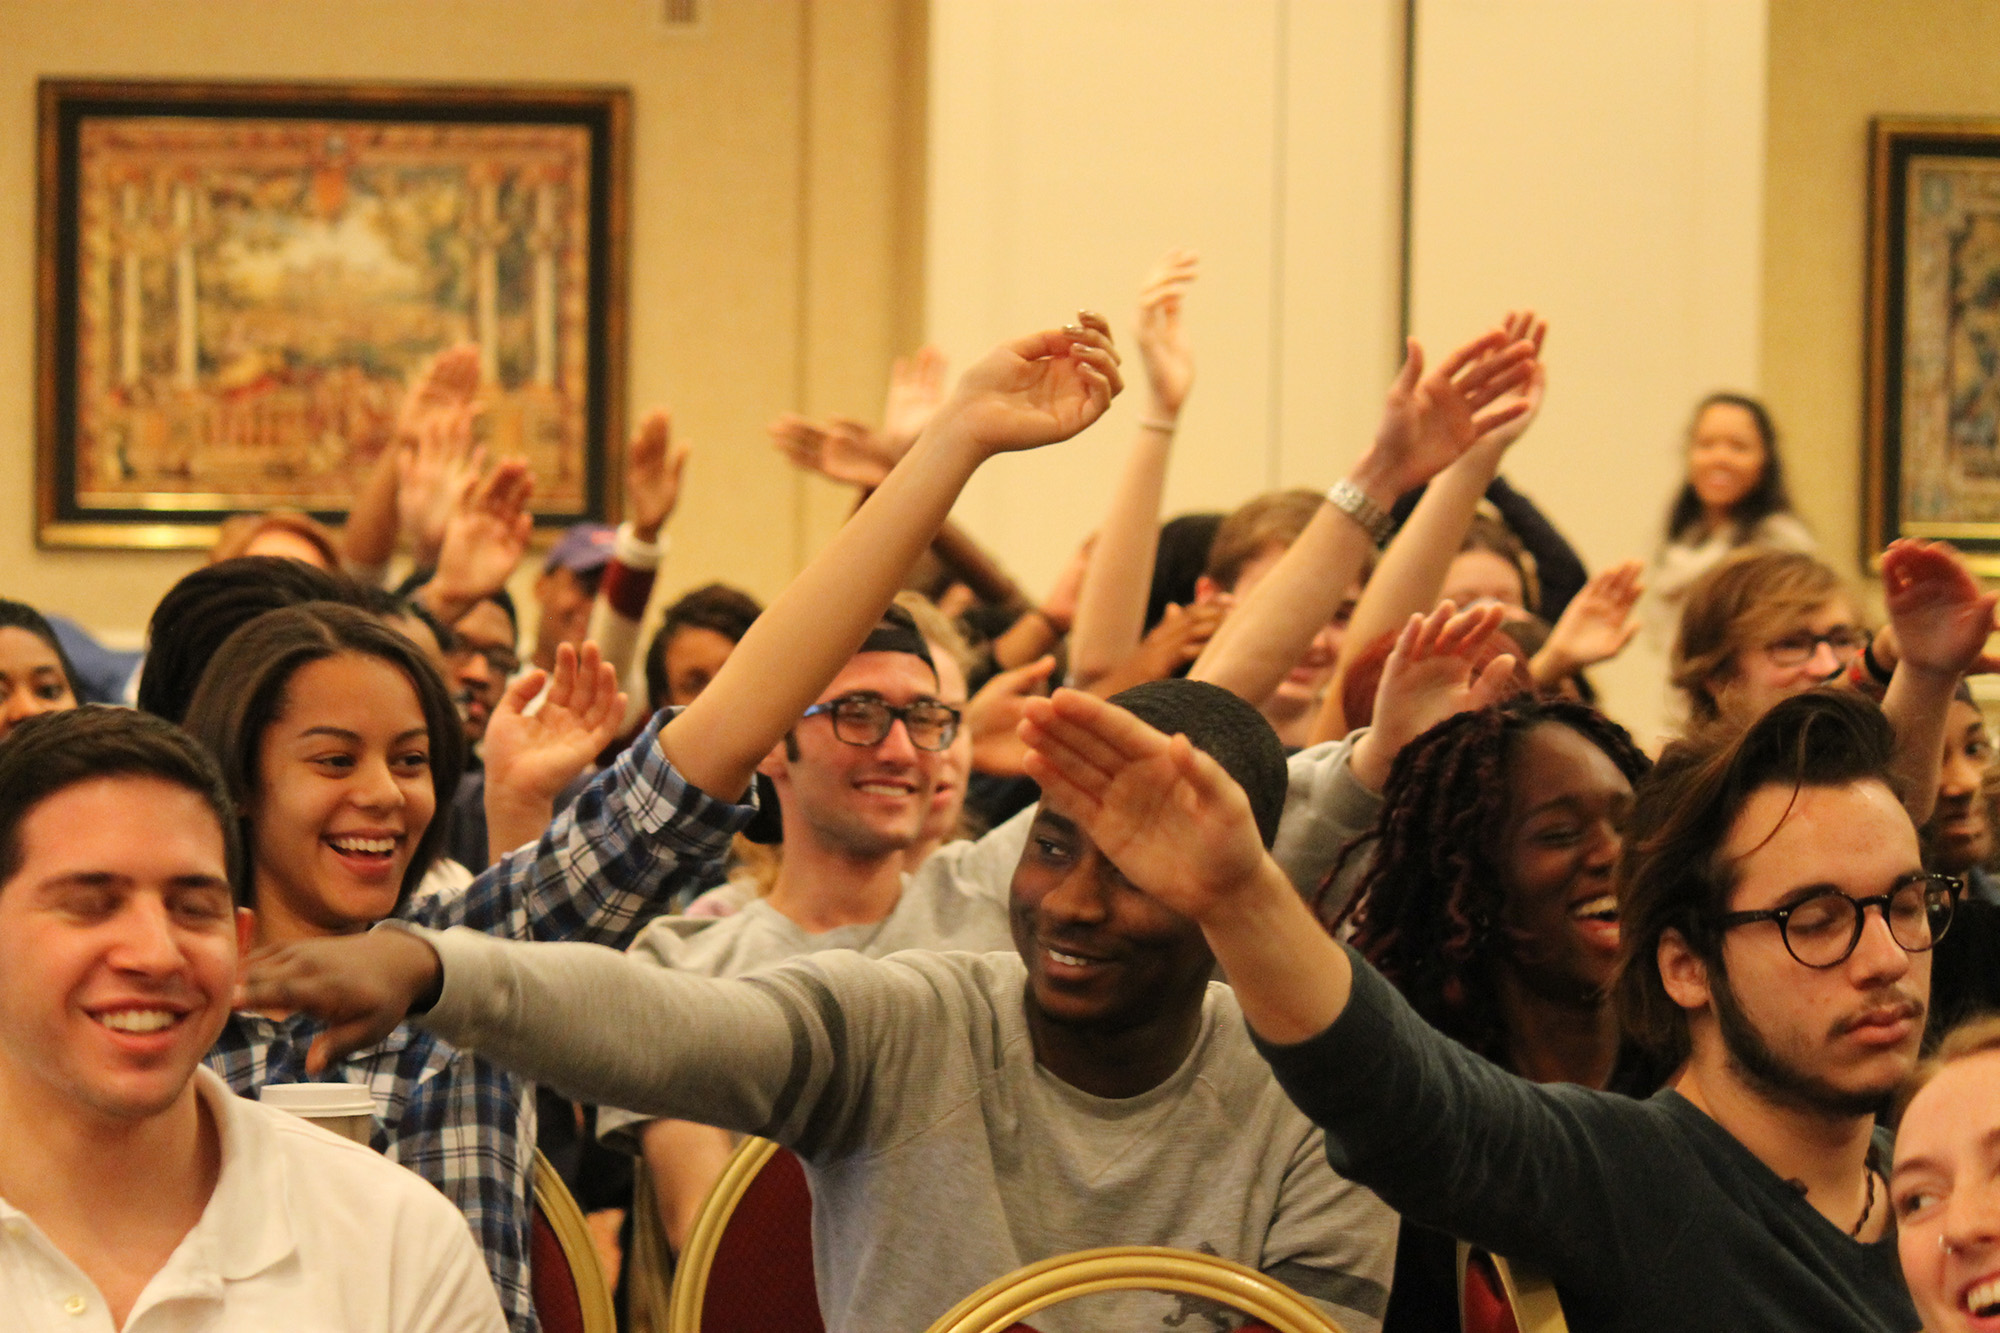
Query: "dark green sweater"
1256 947 1919 1332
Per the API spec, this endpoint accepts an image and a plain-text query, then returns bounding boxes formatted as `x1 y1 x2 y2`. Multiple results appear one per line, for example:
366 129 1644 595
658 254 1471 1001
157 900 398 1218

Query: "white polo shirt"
0 1067 505 1333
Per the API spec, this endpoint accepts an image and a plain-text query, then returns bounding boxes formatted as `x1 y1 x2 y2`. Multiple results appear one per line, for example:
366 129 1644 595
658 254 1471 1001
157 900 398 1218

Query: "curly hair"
1325 697 1651 1062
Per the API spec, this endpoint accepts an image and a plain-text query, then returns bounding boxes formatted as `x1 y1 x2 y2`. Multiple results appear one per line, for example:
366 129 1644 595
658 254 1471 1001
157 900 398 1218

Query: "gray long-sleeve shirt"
403 927 1398 1333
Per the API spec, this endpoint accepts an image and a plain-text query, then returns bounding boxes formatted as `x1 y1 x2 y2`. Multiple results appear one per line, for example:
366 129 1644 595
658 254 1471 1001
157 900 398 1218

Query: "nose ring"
1941 1233 1957 1254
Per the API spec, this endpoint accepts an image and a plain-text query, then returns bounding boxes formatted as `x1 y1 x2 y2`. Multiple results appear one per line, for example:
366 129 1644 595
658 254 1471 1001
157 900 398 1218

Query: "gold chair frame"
665 1136 788 1333
531 1147 619 1333
922 1245 1353 1333
1455 1242 1571 1333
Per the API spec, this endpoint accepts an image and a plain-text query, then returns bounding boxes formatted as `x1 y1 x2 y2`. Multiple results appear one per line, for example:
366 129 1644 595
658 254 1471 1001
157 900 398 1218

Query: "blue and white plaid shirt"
208 710 754 1333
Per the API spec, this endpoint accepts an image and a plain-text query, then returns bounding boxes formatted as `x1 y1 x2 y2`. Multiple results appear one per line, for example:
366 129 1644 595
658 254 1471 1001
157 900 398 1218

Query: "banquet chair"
920 1245 1352 1333
530 1148 618 1333
666 1136 823 1333
1457 1242 1571 1333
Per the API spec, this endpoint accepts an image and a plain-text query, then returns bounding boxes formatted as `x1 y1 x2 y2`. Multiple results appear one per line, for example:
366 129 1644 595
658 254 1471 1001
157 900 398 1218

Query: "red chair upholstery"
531 1203 587 1333
530 1148 617 1333
672 1140 824 1333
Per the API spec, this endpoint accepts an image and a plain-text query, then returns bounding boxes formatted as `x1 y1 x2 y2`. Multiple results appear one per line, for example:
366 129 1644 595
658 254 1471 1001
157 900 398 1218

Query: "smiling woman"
182 602 465 933
1326 695 1657 1333
1891 1015 2000 1333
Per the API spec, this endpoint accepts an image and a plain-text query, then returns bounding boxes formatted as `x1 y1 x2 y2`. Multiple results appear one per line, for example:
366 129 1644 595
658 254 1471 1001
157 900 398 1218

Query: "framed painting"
1866 116 2000 573
36 78 629 549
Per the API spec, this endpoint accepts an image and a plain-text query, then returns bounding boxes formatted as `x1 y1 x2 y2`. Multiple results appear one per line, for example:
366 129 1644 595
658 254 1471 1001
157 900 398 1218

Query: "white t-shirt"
0 1067 505 1333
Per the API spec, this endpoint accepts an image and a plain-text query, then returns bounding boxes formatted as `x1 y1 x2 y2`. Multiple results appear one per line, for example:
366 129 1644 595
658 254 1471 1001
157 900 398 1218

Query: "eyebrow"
39 870 231 893
1031 809 1080 838
297 725 430 744
1892 1126 2000 1183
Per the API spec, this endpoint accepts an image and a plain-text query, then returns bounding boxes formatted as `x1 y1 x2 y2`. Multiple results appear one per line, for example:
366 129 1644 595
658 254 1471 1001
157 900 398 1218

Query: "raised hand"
1352 601 1522 790
238 927 444 1073
396 405 484 566
1020 687 1270 921
1135 249 1199 421
484 641 628 810
1465 310 1548 458
1883 539 2000 680
427 458 535 623
938 312 1123 456
1088 601 1229 697
880 345 949 459
1535 559 1643 684
625 409 690 540
966 654 1058 776
770 414 898 490
1368 325 1539 497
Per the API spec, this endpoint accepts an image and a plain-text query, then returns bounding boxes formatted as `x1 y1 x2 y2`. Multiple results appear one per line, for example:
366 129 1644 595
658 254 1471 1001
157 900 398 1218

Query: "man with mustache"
1020 605 1976 1331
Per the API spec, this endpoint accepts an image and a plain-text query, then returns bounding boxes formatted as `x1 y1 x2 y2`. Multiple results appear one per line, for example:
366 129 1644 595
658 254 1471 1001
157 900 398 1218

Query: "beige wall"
925 0 1406 599
0 0 924 644
926 0 1767 739
1763 0 2000 583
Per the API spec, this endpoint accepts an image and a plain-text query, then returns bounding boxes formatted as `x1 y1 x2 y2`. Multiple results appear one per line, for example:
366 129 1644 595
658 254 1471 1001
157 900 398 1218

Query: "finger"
1391 339 1423 397
1074 310 1112 340
1018 716 1119 801
550 641 579 703
595 690 631 737
1020 748 1103 822
1434 329 1507 381
568 641 605 714
1469 653 1523 709
1022 702 1133 785
500 669 548 716
1468 400 1533 439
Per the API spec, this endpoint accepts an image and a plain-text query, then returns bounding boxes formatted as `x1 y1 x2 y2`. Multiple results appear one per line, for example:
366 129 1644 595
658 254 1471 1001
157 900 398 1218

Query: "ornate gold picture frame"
1867 116 2000 573
37 78 629 549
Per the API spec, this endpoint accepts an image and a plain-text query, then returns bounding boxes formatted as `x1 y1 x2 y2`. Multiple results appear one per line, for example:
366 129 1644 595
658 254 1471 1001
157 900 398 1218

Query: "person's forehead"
1720 779 1917 906
455 600 516 649
926 641 969 705
818 650 938 703
8 776 229 890
1898 1049 2000 1163
0 624 63 669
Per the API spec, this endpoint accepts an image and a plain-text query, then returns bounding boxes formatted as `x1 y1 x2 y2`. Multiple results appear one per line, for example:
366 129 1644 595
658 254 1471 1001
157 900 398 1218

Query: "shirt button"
64 1295 87 1315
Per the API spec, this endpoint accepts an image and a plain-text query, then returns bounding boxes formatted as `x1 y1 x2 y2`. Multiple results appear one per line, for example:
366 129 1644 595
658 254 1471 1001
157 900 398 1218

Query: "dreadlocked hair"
1323 696 1651 1063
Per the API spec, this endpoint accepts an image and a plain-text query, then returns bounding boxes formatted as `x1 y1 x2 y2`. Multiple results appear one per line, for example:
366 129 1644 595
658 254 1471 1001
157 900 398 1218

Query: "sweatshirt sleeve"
1272 732 1382 898
402 923 842 1144
1253 943 1665 1276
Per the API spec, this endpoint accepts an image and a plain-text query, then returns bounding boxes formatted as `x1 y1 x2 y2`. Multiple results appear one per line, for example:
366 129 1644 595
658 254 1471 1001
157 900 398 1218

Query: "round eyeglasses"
1710 872 1960 969
800 693 962 752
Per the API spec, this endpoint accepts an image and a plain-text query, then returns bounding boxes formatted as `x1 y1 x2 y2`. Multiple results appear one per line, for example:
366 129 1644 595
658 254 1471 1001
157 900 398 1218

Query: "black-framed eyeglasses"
1710 872 1960 969
1760 627 1868 668
800 693 961 752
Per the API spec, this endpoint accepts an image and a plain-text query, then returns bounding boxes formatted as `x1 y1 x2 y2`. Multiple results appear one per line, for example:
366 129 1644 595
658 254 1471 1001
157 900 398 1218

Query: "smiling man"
241 679 1398 1333
0 707 501 1333
1046 678 1939 1332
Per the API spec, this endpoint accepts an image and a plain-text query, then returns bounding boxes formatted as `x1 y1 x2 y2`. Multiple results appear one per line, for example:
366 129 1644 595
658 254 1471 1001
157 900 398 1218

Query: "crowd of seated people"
9 249 2000 1333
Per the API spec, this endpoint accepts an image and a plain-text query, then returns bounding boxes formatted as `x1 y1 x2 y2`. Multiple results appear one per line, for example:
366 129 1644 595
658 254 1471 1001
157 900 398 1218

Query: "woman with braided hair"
1324 695 1658 1333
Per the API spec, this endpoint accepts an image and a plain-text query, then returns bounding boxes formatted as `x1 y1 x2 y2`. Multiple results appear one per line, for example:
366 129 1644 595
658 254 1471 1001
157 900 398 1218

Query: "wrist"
1341 452 1404 512
1325 478 1395 547
615 521 666 569
1139 397 1180 433
1033 605 1073 636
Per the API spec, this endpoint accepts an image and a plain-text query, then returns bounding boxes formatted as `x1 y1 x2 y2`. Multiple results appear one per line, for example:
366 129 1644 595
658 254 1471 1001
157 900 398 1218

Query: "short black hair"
1616 688 1900 1066
1105 678 1288 848
0 706 242 896
644 582 763 712
139 557 372 724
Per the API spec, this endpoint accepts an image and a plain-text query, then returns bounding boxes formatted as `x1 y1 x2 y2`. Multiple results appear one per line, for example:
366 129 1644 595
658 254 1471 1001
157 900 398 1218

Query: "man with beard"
1045 655 1945 1331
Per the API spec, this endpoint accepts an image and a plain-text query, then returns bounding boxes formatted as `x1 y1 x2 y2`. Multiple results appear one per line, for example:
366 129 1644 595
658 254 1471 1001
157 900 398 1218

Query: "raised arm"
1190 320 1537 714
414 456 534 628
662 317 1122 801
1314 313 1544 724
343 343 483 578
586 408 689 695
1880 540 1999 825
1069 251 1199 686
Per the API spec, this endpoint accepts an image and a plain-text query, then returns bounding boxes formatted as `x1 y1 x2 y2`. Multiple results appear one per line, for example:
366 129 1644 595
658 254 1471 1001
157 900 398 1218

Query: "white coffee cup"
259 1083 377 1146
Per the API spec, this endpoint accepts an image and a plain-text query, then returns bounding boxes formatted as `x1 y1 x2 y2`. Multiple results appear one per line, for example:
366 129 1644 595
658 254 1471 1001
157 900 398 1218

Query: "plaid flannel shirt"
207 709 754 1333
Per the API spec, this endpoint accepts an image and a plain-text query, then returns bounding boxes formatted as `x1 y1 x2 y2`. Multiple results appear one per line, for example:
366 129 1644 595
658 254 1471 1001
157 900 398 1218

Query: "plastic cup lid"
258 1083 376 1116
